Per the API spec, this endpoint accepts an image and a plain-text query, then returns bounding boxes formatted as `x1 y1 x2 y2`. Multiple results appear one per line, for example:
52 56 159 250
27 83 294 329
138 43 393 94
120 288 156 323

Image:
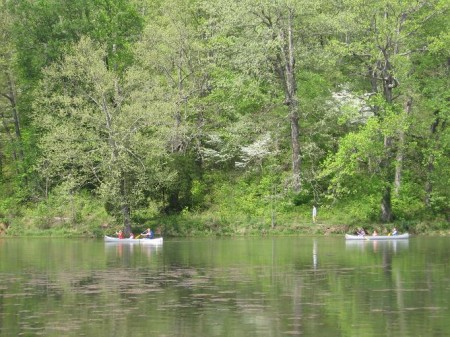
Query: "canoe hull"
104 236 163 245
345 233 409 241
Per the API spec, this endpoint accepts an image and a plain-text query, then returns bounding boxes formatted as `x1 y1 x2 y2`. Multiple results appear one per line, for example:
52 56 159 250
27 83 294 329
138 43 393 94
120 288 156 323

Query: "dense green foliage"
0 0 449 236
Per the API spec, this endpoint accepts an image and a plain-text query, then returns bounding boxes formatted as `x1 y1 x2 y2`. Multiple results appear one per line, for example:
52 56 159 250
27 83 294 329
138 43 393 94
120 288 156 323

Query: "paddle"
140 230 152 239
135 234 141 239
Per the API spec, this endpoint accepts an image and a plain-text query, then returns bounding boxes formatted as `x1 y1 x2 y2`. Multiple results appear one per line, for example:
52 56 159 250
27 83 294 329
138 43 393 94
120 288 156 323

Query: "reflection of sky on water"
345 239 409 254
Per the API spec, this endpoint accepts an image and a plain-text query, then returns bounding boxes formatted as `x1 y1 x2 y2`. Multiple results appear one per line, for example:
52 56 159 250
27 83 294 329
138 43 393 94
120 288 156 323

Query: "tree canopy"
0 0 449 234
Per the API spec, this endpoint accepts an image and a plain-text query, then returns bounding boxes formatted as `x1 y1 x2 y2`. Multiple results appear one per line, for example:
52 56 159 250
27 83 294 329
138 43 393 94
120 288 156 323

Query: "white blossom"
235 133 273 168
329 86 374 123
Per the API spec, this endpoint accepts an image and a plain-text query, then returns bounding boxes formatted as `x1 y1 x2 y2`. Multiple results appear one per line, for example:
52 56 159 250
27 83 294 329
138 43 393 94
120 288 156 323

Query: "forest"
0 0 449 237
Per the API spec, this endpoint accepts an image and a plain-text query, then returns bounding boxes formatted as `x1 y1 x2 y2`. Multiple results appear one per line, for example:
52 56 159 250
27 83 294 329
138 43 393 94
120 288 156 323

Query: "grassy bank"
1 191 449 237
3 208 449 238
154 212 450 237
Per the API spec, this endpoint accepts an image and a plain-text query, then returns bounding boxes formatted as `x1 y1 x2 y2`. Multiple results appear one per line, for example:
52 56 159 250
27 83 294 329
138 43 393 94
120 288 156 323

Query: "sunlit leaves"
33 36 173 223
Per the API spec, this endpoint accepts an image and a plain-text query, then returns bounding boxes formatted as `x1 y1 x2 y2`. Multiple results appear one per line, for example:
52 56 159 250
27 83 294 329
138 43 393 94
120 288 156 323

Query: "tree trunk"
394 97 412 194
102 90 132 233
424 162 433 207
425 111 440 207
172 49 185 153
0 113 18 164
261 6 301 192
0 71 24 168
122 202 132 236
378 44 397 222
289 103 301 192
381 185 393 222
380 81 394 223
7 72 22 144
380 133 394 223
120 177 132 236
281 9 301 192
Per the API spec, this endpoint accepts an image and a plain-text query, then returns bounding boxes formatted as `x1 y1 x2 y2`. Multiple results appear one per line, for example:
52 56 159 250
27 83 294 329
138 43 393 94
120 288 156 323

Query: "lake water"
0 236 448 336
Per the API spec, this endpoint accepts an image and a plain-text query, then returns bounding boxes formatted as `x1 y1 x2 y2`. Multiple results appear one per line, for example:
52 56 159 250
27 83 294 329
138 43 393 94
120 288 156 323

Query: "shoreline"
2 223 449 238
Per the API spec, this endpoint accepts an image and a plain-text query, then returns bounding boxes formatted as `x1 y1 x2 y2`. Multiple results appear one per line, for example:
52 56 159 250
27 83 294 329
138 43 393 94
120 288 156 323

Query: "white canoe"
345 233 409 240
104 236 163 245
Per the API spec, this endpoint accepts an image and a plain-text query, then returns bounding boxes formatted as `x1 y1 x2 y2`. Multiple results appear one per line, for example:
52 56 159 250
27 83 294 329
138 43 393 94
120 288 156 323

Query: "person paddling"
357 228 366 236
115 230 124 239
141 228 154 239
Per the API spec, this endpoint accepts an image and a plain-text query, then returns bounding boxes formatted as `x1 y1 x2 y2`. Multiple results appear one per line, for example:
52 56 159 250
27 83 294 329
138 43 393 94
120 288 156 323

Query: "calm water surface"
0 236 448 337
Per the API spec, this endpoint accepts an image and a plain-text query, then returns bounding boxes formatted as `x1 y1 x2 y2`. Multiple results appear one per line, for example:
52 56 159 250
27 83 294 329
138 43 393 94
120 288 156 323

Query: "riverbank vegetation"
0 0 449 237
